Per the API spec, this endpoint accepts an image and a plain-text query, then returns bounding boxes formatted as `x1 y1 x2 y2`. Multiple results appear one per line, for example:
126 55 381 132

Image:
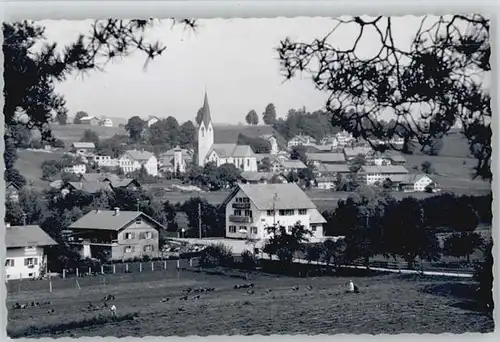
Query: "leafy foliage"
245 110 259 125
263 222 313 266
277 15 491 179
262 103 277 125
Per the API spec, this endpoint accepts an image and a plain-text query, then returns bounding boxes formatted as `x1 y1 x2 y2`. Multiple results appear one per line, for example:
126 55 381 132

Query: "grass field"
14 149 67 189
6 263 494 337
42 124 127 145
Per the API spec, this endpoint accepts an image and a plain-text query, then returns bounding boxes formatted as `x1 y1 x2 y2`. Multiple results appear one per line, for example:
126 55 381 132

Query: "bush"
240 250 258 270
473 240 494 311
198 243 234 268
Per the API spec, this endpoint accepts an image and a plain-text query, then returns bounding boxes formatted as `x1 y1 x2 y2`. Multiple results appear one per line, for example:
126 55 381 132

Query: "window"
234 209 242 216
298 209 307 215
124 246 135 253
24 258 38 266
124 232 134 240
135 218 142 224
267 210 275 216
244 210 253 217
287 226 293 233
228 225 237 233
5 259 14 267
279 209 295 216
250 226 258 235
144 231 152 239
247 159 250 166
311 225 317 232
201 127 205 137
143 245 154 252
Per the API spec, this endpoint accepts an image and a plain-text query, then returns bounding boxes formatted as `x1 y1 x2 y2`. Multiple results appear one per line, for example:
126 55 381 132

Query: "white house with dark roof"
79 116 100 126
99 118 113 127
389 173 435 192
159 146 193 174
360 165 409 185
223 183 326 241
306 152 346 167
197 93 257 172
5 223 58 280
71 142 96 156
315 164 351 177
287 134 317 149
270 159 308 173
259 134 279 155
68 208 163 261
119 149 158 176
343 146 374 162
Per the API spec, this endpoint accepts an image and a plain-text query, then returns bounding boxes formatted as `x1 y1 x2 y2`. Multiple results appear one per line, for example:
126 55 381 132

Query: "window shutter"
139 232 145 239
130 232 135 239
151 245 155 252
132 246 135 252
143 245 147 252
34 258 38 265
24 258 29 266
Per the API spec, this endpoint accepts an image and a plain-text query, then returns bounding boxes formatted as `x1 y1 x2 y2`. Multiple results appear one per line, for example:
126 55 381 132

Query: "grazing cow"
292 286 299 291
110 305 117 317
347 280 359 294
306 285 313 290
247 290 255 295
179 295 188 301
47 308 55 314
192 295 201 300
160 298 170 303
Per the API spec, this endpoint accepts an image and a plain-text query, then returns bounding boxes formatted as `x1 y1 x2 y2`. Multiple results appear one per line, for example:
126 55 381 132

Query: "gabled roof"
210 143 256 158
361 165 409 174
389 173 431 184
277 159 307 169
72 142 96 149
343 146 373 157
79 116 98 121
5 182 22 190
309 208 327 224
66 181 112 194
6 225 57 249
123 149 155 161
69 210 164 231
227 183 317 211
240 171 275 182
306 152 345 163
316 164 351 173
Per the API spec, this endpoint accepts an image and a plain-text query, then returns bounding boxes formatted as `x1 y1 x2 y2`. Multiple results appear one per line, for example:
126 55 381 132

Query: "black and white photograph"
2 8 494 338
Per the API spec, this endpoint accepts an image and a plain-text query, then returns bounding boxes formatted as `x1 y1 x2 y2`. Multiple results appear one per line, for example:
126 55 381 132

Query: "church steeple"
201 91 212 128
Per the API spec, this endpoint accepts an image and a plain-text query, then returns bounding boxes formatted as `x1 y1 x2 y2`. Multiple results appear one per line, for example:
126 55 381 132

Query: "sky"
36 16 481 125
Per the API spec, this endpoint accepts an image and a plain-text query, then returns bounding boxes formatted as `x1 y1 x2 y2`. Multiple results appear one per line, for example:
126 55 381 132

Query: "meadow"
6 262 494 337
39 124 127 145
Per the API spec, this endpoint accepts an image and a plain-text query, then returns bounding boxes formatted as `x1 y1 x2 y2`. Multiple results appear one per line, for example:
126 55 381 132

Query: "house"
306 152 346 167
287 134 316 149
197 93 258 172
222 183 326 241
63 163 87 174
385 151 407 165
61 181 113 196
240 171 276 184
72 142 96 156
389 174 435 192
259 134 279 155
304 144 334 153
91 155 119 168
159 146 193 174
315 164 352 177
79 116 100 126
146 116 160 127
6 182 22 203
359 165 409 185
110 178 141 191
366 152 393 166
119 149 158 176
343 146 374 162
315 177 337 190
5 223 57 280
99 118 113 127
79 173 140 190
270 159 308 173
68 208 163 261
319 136 339 147
335 131 354 146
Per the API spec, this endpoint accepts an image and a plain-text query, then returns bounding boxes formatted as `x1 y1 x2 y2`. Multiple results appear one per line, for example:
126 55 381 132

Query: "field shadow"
420 282 491 313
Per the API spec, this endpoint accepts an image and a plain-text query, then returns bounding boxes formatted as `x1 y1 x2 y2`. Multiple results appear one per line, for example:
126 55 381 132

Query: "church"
197 93 258 172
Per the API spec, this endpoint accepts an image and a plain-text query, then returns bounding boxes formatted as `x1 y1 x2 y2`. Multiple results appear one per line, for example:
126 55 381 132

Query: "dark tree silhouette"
73 111 89 124
245 109 259 125
277 15 491 179
262 103 277 125
196 107 204 125
125 116 146 143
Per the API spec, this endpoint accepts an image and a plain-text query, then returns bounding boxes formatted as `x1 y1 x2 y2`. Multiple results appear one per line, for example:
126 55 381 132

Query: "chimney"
114 207 120 216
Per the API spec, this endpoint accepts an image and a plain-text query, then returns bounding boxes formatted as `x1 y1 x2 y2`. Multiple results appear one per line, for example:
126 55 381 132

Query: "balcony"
232 202 251 209
229 215 253 224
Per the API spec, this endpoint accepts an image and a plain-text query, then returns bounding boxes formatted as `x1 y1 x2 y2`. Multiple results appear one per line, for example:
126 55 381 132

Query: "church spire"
201 91 212 128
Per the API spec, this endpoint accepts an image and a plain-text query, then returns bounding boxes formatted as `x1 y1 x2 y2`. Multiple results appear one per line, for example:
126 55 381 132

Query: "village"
3 14 493 338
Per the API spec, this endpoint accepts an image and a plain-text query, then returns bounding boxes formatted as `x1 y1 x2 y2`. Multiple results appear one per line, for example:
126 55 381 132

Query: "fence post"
101 265 104 274
176 259 180 270
88 267 91 275
76 268 79 277
139 263 142 272
113 264 116 274
49 273 53 293
63 269 66 279
189 258 193 267
164 260 167 270
125 264 129 272
151 262 154 271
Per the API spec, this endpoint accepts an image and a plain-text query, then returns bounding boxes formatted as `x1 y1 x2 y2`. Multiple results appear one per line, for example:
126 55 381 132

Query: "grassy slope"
32 124 127 147
14 149 67 189
6 265 494 337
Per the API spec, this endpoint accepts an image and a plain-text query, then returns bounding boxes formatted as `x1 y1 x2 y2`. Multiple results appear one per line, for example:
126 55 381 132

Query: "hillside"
14 149 67 189
33 124 127 146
